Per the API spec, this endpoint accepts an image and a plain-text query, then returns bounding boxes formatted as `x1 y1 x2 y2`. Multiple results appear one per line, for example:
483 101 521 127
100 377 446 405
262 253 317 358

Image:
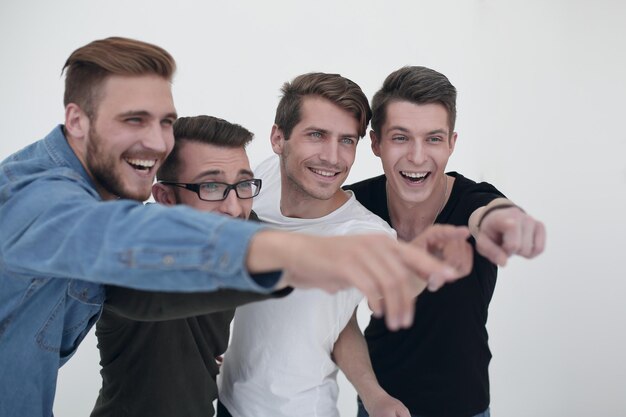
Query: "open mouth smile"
400 171 430 184
125 157 157 172
309 167 340 178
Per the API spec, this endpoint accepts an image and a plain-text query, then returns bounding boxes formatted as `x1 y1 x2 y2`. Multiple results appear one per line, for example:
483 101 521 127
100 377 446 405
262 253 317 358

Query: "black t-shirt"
346 172 504 417
91 288 275 417
91 211 290 417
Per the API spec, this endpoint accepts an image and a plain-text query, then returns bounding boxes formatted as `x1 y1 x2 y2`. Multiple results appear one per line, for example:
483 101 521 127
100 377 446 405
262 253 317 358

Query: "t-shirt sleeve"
454 177 507 221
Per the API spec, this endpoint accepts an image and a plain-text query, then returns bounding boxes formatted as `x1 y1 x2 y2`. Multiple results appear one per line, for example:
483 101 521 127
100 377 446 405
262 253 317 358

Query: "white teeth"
125 158 156 168
311 168 336 177
401 171 427 179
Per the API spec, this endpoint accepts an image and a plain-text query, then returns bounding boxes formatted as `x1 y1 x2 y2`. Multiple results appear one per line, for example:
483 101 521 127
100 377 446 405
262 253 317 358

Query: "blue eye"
200 182 223 195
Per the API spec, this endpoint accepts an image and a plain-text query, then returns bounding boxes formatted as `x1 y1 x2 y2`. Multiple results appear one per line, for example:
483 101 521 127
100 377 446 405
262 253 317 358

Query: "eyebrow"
386 126 449 136
191 168 254 182
426 129 449 136
385 126 411 134
118 110 178 120
304 126 329 135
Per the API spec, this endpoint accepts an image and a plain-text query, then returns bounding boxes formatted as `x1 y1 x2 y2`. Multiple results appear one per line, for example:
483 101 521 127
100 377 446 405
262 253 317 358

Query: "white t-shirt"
218 155 396 417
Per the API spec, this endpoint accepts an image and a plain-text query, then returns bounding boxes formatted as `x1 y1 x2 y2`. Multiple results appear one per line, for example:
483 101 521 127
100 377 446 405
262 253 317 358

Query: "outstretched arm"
332 311 410 417
104 286 289 321
247 230 464 330
469 198 546 266
409 224 473 291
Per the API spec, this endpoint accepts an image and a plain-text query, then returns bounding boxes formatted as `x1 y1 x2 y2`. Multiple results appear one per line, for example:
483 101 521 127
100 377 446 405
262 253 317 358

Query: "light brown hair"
62 36 176 118
274 72 371 139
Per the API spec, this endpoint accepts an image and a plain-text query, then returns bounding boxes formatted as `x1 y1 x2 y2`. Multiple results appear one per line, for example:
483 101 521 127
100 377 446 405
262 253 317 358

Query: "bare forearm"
245 229 461 331
333 312 386 404
469 197 512 237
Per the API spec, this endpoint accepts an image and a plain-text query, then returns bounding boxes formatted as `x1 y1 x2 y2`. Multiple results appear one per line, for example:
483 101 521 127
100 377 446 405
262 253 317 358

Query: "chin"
120 186 152 202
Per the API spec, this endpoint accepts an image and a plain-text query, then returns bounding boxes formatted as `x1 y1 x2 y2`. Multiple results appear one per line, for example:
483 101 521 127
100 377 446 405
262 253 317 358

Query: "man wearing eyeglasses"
0 37 473 417
91 115 286 417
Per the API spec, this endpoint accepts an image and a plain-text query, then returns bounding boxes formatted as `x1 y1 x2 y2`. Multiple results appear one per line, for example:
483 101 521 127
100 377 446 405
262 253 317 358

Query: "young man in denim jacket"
0 39 466 417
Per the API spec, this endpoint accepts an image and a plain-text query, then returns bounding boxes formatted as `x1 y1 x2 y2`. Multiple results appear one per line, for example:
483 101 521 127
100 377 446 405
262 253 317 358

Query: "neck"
387 174 450 241
279 181 349 219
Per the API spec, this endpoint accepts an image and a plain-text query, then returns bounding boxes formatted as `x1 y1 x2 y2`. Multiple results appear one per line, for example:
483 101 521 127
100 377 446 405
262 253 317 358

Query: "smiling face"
372 100 456 208
71 74 177 201
271 96 359 217
165 141 254 219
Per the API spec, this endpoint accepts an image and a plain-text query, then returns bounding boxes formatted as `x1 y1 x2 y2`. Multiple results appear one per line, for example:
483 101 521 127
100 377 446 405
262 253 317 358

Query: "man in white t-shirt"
217 73 472 417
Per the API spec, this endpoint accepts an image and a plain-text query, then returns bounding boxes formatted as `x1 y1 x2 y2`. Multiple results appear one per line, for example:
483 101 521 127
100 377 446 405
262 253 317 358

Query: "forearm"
469 197 515 236
2 183 274 293
104 286 279 321
333 312 387 405
245 229 306 276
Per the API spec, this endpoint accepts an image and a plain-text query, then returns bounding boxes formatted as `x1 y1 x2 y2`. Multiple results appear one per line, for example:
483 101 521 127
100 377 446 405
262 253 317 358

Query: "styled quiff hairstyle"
371 66 457 135
274 72 371 139
157 115 254 181
62 36 176 118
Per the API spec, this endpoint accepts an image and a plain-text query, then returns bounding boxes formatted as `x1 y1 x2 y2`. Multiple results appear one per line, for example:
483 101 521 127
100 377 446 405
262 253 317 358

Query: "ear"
64 103 90 140
370 130 381 157
152 183 177 206
448 132 458 155
270 124 285 155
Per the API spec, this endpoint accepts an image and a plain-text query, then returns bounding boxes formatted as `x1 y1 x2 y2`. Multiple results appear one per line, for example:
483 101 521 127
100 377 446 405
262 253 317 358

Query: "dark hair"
62 36 176 118
371 66 457 135
274 72 371 139
157 115 254 181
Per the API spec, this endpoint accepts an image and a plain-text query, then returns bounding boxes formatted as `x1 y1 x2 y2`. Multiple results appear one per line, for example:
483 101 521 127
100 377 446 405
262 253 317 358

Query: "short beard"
85 124 152 201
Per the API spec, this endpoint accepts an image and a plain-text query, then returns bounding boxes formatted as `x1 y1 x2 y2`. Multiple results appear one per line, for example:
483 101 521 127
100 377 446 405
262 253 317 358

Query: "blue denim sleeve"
0 171 280 294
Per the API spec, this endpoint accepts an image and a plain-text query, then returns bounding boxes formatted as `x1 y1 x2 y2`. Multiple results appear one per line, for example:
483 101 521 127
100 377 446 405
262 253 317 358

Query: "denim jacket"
0 126 278 417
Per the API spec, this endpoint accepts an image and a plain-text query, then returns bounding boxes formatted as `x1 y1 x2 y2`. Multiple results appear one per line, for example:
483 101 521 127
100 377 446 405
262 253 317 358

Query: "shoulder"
343 175 387 214
336 193 396 238
448 172 504 197
344 174 385 196
443 172 506 224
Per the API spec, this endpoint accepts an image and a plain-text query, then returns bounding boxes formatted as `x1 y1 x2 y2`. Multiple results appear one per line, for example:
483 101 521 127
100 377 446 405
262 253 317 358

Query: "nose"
319 139 339 166
217 188 245 218
142 121 170 154
407 140 426 164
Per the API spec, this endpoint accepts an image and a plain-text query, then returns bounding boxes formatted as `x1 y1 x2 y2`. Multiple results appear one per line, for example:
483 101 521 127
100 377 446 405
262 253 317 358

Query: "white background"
1 1 625 416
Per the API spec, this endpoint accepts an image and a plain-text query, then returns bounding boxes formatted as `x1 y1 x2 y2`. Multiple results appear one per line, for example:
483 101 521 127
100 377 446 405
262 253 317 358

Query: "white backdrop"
1 1 625 416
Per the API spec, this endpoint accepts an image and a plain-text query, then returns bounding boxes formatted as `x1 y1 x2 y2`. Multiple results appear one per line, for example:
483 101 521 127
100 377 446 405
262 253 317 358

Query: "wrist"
360 385 392 412
477 203 524 230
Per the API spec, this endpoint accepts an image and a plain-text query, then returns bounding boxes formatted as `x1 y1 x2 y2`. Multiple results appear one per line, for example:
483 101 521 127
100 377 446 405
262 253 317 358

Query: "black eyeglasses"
160 179 262 201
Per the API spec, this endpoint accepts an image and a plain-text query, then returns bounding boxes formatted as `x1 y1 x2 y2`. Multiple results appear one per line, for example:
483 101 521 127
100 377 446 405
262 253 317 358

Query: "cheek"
342 148 357 165
180 194 217 212
379 148 401 168
433 148 452 165
164 132 175 154
242 199 254 217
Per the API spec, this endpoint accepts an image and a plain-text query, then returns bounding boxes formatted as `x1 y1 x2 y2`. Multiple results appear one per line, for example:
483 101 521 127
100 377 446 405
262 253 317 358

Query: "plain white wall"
1 1 625 416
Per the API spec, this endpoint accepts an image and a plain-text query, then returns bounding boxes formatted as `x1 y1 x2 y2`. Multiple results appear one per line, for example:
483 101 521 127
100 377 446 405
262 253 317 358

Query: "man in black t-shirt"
91 115 285 417
333 67 546 417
